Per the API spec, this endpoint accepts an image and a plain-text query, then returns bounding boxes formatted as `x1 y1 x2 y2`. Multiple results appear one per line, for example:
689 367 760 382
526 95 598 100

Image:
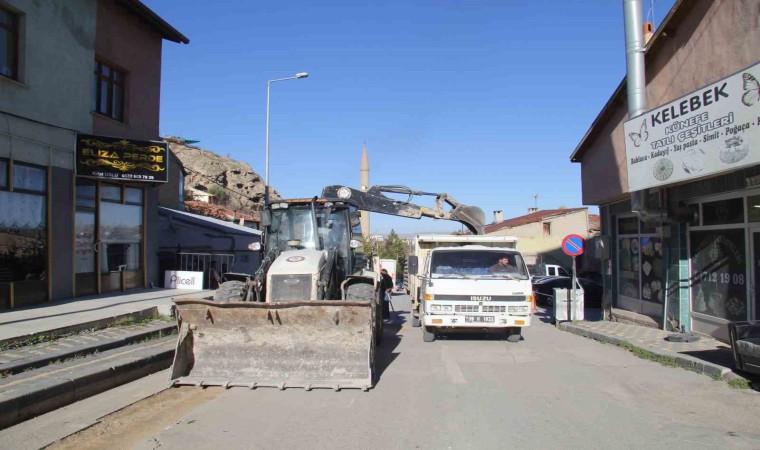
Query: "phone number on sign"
692 270 745 285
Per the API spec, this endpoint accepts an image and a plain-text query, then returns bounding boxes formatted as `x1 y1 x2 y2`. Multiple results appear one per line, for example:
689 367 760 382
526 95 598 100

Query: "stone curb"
0 337 175 430
558 321 751 385
0 321 177 376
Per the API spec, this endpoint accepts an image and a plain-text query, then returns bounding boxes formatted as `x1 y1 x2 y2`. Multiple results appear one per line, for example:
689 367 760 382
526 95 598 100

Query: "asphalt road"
18 295 760 449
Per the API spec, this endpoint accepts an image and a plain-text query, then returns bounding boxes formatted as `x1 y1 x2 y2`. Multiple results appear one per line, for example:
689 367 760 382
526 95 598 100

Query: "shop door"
689 228 747 342
751 230 760 322
75 210 98 296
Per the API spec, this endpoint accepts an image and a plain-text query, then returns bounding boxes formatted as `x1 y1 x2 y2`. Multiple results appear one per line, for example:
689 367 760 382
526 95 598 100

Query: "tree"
379 230 408 278
207 185 229 205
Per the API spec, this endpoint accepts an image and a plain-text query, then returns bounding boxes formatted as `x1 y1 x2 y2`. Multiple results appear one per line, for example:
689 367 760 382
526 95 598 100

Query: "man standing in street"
380 268 393 321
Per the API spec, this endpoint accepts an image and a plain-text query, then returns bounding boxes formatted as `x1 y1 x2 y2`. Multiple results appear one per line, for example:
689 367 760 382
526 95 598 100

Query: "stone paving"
560 318 740 380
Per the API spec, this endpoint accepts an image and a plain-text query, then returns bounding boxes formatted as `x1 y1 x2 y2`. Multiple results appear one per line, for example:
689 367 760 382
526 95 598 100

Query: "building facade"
0 0 187 308
572 0 759 340
484 208 600 274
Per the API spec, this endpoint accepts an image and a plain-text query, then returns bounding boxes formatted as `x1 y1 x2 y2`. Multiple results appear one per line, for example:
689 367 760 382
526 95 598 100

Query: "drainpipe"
624 0 666 222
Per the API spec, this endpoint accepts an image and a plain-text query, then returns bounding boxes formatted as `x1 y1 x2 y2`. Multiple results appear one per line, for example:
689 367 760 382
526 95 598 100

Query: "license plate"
465 316 494 323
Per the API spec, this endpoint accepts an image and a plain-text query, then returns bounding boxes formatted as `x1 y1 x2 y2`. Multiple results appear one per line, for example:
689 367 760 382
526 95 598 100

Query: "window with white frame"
617 216 664 303
0 4 19 80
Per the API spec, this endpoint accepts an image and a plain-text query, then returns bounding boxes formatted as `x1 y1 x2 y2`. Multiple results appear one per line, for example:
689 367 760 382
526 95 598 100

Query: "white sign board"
164 271 204 290
625 62 760 192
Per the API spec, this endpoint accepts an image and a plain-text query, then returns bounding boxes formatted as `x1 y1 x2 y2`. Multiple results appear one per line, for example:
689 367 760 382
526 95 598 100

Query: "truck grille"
482 305 507 313
270 274 312 302
455 304 479 313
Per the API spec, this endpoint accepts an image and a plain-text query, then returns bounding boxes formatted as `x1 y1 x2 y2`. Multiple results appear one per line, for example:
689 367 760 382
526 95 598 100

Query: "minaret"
360 143 370 238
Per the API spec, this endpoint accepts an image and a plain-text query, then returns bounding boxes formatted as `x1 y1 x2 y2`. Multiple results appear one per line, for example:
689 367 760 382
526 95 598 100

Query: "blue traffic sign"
562 234 585 257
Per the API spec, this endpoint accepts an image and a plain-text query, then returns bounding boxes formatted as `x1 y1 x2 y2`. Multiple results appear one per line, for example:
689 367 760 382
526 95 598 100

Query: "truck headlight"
508 306 529 313
430 304 452 312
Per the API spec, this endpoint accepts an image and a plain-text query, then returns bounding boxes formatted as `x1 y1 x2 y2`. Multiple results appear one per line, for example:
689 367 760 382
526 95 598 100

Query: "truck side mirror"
407 256 418 275
260 210 271 227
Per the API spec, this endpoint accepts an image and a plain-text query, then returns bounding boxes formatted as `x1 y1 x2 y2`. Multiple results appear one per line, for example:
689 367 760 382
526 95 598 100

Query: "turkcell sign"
164 271 203 290
624 61 760 192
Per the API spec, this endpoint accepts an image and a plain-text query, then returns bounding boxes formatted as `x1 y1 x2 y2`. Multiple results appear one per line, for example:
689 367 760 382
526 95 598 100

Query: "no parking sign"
562 234 585 257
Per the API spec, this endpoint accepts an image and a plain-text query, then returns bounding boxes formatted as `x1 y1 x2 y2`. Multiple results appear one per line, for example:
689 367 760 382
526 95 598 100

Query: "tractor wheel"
346 283 383 345
213 281 247 302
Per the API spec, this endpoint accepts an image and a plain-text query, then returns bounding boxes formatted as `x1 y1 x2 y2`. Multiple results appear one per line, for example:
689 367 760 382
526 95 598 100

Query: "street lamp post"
264 72 309 202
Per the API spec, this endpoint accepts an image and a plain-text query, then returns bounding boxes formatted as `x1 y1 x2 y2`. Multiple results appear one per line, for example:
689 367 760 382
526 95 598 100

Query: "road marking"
440 346 467 385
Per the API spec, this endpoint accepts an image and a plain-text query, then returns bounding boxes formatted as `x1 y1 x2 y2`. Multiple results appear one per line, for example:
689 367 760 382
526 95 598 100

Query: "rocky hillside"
164 137 279 214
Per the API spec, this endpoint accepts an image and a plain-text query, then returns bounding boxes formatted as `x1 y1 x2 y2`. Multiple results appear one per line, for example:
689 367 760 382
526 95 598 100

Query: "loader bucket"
170 299 375 391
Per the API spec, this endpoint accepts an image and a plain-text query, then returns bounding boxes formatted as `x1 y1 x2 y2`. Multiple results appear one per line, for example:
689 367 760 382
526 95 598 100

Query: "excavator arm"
321 185 486 235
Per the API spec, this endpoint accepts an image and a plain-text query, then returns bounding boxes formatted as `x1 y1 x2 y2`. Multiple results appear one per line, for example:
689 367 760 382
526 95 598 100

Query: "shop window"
99 202 142 290
13 164 46 192
618 217 639 235
125 187 143 205
689 229 746 321
0 189 47 303
0 160 7 187
76 180 96 208
617 215 664 304
702 198 744 226
747 195 760 222
0 5 19 80
100 184 121 202
640 237 664 303
618 238 640 299
94 60 125 121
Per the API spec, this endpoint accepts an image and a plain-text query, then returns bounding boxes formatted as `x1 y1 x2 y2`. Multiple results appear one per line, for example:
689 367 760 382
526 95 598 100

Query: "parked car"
531 276 602 307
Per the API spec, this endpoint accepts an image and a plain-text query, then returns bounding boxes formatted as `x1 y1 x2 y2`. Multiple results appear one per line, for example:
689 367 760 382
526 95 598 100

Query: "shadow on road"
375 308 406 380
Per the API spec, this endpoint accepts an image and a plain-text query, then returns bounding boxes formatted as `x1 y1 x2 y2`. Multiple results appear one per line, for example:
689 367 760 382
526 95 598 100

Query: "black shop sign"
76 134 168 183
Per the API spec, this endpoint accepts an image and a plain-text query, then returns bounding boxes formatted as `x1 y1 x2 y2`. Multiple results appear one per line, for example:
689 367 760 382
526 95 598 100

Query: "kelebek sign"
624 61 760 192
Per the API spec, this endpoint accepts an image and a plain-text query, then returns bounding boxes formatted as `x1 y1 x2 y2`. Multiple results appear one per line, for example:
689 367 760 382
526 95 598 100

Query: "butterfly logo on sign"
628 120 648 147
742 72 760 107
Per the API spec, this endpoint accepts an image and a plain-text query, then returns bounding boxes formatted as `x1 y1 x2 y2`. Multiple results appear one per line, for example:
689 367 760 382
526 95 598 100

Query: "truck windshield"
430 250 528 279
267 205 350 257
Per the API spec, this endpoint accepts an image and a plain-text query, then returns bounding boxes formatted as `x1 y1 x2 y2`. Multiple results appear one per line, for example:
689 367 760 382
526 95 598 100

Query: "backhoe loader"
169 185 485 390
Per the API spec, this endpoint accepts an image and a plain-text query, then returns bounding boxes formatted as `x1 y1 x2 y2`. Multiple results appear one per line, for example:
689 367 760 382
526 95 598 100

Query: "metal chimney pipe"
624 0 664 222
624 0 647 118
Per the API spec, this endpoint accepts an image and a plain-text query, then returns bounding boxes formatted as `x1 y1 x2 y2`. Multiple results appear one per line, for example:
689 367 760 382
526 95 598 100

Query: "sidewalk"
0 287 213 429
549 307 753 385
0 288 211 345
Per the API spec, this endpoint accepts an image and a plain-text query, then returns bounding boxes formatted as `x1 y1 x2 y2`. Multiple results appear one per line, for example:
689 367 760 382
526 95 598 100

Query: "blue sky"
145 0 675 234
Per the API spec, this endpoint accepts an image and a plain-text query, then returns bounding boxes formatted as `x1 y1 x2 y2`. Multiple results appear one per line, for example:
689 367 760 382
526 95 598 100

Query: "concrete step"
0 306 172 349
0 319 176 376
0 335 177 430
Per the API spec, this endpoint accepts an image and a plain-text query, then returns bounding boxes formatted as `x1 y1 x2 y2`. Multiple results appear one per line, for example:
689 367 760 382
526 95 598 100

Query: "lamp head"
295 72 309 79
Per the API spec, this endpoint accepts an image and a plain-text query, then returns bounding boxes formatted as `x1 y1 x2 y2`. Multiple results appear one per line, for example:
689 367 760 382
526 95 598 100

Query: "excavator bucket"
169 299 375 391
450 205 486 235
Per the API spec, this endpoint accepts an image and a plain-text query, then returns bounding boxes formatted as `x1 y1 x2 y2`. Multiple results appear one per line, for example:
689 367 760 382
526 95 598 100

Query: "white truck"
407 234 533 342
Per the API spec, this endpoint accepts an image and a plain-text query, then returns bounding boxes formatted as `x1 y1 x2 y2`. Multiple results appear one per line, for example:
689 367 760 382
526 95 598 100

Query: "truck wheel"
213 281 246 302
411 315 421 328
507 327 521 343
422 326 436 342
